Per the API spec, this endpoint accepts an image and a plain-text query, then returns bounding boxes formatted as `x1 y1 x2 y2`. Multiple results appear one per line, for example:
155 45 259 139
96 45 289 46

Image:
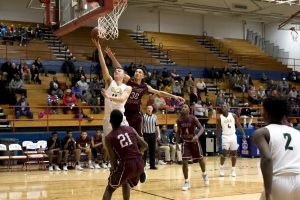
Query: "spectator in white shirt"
196 78 208 96
76 75 89 95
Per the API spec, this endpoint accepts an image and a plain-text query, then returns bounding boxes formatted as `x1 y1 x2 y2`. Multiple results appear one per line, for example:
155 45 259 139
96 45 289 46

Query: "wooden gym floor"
0 157 263 200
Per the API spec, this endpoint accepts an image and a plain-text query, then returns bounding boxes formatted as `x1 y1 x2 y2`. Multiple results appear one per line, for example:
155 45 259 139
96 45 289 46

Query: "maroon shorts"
124 112 142 136
109 157 144 188
182 141 203 160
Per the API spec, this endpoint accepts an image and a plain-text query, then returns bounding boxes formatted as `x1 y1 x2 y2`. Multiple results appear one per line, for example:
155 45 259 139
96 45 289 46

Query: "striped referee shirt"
142 113 158 134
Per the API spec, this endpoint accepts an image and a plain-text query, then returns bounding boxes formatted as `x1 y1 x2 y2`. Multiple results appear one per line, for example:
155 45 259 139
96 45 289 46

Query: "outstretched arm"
253 128 272 200
104 47 130 83
147 84 185 101
92 39 112 86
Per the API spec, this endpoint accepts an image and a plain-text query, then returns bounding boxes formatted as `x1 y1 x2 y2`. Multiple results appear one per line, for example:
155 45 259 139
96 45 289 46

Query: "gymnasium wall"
0 0 43 23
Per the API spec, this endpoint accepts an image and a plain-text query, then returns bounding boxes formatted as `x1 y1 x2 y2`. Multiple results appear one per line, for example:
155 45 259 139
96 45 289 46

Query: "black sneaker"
140 170 147 183
149 166 158 170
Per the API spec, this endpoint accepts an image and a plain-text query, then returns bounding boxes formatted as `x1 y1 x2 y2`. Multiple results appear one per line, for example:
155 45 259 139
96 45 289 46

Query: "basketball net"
97 0 127 40
290 27 298 42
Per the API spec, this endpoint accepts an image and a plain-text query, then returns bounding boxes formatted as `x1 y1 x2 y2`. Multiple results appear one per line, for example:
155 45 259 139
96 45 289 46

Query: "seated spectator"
46 131 64 171
288 87 298 100
61 130 82 170
172 80 182 96
91 130 107 169
33 57 47 76
209 66 220 82
82 90 92 104
0 78 17 105
157 125 172 164
163 81 172 94
267 80 277 94
196 78 208 96
149 73 159 89
15 96 33 119
239 103 253 128
20 63 31 84
278 78 289 95
7 63 19 83
204 97 216 119
248 85 259 105
76 75 89 95
229 95 239 115
168 124 182 164
89 76 102 96
62 89 78 114
289 71 297 82
193 99 208 127
221 65 231 79
72 66 85 86
9 74 27 97
62 57 75 77
88 92 101 114
260 73 269 83
71 83 82 99
76 131 94 169
48 90 59 114
257 86 266 101
0 60 12 82
170 68 181 81
153 94 167 112
189 87 198 106
30 64 41 84
35 24 43 39
216 91 225 107
49 76 63 98
184 72 195 94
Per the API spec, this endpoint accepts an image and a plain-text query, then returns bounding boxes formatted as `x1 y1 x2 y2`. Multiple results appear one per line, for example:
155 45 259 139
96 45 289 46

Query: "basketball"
91 27 100 40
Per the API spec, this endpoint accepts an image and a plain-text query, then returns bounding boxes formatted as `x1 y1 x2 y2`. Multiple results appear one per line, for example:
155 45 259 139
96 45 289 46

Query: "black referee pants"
143 133 156 168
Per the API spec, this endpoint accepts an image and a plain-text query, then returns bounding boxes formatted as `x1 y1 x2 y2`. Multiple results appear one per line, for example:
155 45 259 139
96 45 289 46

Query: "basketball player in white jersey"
92 39 132 135
253 97 300 200
216 104 246 177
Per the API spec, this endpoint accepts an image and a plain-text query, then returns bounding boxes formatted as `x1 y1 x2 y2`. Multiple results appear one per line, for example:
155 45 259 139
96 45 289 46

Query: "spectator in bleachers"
33 57 47 77
289 71 297 82
257 86 266 101
35 24 43 39
209 66 220 82
62 57 75 78
289 87 298 100
48 90 59 114
89 76 102 96
171 68 181 81
278 77 289 95
184 72 195 94
61 130 82 170
19 27 28 46
163 81 172 94
20 63 31 84
0 22 7 37
260 72 269 83
149 72 159 89
76 131 94 169
9 74 27 97
266 79 277 96
72 66 86 86
7 63 19 83
189 87 198 106
62 89 77 114
71 83 82 99
49 76 63 98
157 125 173 164
231 66 241 76
46 131 63 171
221 65 231 79
30 64 41 84
125 62 136 77
216 91 225 107
172 80 182 96
0 60 12 82
204 97 216 119
239 103 253 128
76 75 89 96
193 99 208 127
248 85 259 105
88 92 101 114
153 94 167 112
91 130 107 169
229 95 239 115
9 24 15 34
15 96 33 119
196 78 208 96
168 124 182 164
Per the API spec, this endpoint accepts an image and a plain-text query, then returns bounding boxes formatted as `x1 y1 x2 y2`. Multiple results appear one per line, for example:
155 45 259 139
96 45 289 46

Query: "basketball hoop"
97 0 127 40
290 26 298 42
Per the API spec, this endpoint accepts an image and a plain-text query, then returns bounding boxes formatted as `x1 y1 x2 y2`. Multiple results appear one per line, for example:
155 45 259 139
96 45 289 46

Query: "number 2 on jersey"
118 133 133 148
283 133 293 151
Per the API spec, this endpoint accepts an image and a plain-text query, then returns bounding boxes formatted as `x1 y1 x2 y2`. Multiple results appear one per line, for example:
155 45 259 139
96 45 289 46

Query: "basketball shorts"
182 141 203 160
259 174 300 200
109 157 144 188
103 115 129 135
222 134 239 151
124 111 142 136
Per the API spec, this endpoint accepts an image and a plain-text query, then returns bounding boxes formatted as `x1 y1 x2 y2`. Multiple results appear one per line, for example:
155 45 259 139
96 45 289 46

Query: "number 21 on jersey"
118 133 133 148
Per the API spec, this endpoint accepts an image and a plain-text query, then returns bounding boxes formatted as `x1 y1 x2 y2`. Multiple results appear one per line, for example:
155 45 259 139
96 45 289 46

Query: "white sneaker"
48 165 53 171
107 163 111 168
94 164 101 169
231 167 236 177
182 181 191 191
219 166 225 177
158 160 166 165
54 165 61 171
202 173 209 186
63 165 68 171
101 163 108 169
89 164 95 169
75 165 83 170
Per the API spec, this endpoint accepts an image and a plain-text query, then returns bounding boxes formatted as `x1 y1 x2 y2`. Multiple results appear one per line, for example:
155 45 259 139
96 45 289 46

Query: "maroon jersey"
125 79 148 112
76 136 91 148
177 115 197 141
107 126 141 161
92 134 102 144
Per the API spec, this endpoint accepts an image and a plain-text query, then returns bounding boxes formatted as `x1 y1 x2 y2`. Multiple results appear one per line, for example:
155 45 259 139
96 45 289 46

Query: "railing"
1 105 299 132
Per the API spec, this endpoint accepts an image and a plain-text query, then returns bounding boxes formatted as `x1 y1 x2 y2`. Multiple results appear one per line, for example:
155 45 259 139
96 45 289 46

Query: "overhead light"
259 0 300 5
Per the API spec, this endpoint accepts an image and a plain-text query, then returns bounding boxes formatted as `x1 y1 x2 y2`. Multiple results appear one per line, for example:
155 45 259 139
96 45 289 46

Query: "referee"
142 105 160 170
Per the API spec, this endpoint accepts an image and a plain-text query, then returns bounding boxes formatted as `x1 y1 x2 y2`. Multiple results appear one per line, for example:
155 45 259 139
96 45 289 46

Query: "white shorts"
103 116 129 135
259 174 300 200
222 134 239 151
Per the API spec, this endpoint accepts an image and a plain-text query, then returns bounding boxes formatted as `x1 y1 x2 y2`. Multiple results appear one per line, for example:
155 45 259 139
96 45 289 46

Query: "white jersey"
104 80 127 116
220 112 236 136
266 124 300 175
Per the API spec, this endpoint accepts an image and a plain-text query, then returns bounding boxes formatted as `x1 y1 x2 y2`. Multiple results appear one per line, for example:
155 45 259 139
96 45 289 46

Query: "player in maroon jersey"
102 109 148 200
176 104 209 191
